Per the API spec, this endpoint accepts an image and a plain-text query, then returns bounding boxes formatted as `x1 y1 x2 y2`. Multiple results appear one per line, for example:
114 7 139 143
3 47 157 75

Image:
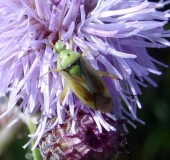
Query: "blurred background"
117 2 170 160
118 42 170 160
0 1 170 160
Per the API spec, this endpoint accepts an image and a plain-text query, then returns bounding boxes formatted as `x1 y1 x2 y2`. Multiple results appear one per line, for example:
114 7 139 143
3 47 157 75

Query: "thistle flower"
39 112 127 160
0 0 170 159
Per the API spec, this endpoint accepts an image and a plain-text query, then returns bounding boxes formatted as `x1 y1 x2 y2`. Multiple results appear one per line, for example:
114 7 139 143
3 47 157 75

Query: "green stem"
27 117 42 160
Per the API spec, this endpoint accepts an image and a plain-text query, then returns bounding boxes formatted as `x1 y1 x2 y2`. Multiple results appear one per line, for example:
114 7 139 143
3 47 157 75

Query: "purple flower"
0 0 170 159
39 112 127 160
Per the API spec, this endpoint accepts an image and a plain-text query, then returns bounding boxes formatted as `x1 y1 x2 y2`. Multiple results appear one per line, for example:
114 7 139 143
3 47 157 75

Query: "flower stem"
27 117 42 160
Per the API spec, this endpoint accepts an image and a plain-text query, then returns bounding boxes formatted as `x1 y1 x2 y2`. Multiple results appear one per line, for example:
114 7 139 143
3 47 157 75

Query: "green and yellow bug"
44 1 119 113
49 40 119 113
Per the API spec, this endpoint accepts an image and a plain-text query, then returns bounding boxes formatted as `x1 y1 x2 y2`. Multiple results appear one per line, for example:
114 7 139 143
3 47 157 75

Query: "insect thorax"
65 61 81 77
57 49 81 71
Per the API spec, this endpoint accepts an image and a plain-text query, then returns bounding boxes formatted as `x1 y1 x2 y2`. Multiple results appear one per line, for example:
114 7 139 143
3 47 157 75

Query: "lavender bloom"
0 0 170 158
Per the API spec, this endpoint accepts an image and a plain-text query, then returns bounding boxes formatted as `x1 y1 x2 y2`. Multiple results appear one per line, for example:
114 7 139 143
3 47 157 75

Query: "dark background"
118 45 170 160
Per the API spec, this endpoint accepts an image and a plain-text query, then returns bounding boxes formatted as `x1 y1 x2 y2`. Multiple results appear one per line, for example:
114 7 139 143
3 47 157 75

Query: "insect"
49 40 119 113
44 1 119 113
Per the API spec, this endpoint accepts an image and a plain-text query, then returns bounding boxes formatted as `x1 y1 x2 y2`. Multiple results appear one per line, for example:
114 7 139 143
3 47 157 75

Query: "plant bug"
42 1 119 113
48 40 119 113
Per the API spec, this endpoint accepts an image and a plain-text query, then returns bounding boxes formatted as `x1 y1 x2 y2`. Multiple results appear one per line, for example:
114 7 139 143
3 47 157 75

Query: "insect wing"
79 57 112 113
60 71 95 109
79 56 111 96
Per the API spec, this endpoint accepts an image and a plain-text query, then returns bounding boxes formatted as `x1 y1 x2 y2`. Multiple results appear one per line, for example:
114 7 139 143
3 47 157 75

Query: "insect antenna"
57 0 69 41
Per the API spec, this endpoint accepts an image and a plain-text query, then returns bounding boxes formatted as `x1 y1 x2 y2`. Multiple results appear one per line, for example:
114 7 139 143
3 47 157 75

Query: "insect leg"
59 84 79 124
60 84 70 104
69 38 73 50
38 68 60 79
81 46 91 57
47 38 54 48
96 70 120 80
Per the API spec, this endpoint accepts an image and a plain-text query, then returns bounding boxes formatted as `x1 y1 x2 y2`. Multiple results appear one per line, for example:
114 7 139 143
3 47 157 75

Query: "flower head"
0 0 170 158
39 112 127 160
